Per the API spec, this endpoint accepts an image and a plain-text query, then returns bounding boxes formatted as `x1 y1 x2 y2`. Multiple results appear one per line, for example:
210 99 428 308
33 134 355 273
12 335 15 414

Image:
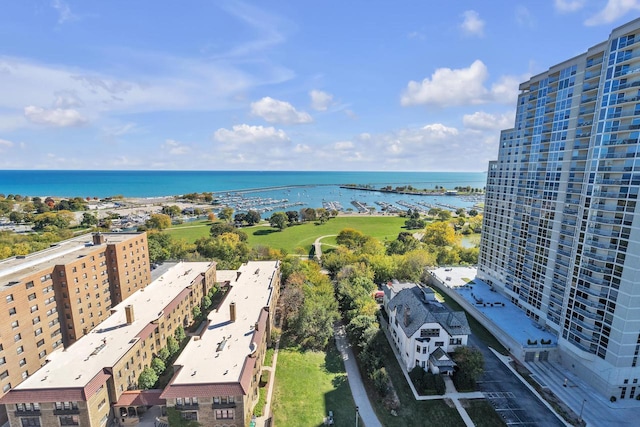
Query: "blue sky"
0 1 639 171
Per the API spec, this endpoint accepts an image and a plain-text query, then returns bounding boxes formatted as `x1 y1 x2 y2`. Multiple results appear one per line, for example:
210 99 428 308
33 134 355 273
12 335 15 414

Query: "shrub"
434 374 446 395
371 367 390 396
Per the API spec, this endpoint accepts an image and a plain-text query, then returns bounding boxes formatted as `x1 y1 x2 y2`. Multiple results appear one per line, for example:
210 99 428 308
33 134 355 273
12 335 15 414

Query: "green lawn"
272 342 355 427
463 399 506 427
165 220 212 242
246 216 406 253
165 216 407 253
371 334 466 427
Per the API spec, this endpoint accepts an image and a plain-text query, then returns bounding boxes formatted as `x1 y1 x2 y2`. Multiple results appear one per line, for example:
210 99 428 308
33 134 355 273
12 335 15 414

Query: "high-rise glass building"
478 18 640 400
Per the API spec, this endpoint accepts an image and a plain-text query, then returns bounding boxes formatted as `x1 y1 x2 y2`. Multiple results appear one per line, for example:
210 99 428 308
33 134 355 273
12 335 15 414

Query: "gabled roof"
387 286 471 338
429 347 456 368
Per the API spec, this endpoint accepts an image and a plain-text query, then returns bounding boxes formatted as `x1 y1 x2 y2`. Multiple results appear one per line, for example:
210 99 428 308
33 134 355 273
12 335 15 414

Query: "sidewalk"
254 339 280 426
525 359 640 427
334 322 383 427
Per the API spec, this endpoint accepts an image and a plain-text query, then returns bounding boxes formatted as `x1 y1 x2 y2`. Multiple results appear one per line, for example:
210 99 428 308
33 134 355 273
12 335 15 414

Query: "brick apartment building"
0 232 151 423
161 260 281 426
1 260 217 427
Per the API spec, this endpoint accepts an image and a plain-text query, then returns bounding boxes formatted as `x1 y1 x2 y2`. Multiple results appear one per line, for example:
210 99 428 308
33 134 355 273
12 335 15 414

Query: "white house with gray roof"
384 282 470 374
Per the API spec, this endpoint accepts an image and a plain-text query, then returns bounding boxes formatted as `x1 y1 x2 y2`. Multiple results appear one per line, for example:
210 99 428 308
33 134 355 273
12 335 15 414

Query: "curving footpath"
334 322 383 427
313 235 337 261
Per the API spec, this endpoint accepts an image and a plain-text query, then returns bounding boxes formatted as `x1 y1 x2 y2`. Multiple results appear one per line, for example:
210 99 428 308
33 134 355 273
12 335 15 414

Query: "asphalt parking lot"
469 335 565 426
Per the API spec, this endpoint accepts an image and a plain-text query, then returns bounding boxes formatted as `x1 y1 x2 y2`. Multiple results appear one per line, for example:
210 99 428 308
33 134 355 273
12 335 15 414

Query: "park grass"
245 216 406 253
164 219 212 242
370 332 465 427
271 341 355 427
166 215 407 253
462 399 507 427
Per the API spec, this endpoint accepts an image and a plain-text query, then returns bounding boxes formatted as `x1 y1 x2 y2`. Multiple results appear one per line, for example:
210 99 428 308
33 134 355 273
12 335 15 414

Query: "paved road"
469 335 567 426
334 322 383 427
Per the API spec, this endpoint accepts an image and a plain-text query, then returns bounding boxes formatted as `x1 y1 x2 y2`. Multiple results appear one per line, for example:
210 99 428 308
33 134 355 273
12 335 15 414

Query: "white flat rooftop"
15 261 212 390
431 266 557 346
0 233 140 289
171 261 279 386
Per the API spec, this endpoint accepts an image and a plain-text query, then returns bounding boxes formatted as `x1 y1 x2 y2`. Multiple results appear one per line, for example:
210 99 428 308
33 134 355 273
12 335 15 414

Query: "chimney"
254 322 259 331
236 272 242 281
230 302 236 322
125 305 135 325
404 306 411 327
93 233 105 245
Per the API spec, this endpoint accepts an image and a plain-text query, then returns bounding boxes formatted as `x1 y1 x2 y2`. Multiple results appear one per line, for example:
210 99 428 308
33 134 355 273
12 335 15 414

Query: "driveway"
469 335 566 426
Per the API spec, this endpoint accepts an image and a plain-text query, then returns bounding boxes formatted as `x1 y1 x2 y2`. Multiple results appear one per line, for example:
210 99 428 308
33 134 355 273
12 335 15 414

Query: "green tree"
387 232 421 255
174 325 186 342
145 213 172 230
166 336 179 356
158 347 170 362
151 357 166 375
81 212 98 227
337 228 366 250
9 211 24 223
138 366 158 390
203 294 212 310
219 207 234 222
437 210 452 221
397 250 436 282
452 346 484 390
285 210 299 224
371 367 390 395
269 211 288 231
192 305 202 320
422 221 458 247
161 205 182 217
245 210 261 225
299 207 316 222
32 211 74 231
147 232 171 263
234 213 247 225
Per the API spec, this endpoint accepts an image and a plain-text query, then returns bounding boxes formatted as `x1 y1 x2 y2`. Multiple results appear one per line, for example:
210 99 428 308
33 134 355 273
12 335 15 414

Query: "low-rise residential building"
384 281 470 374
161 260 281 427
0 261 216 427
0 232 151 423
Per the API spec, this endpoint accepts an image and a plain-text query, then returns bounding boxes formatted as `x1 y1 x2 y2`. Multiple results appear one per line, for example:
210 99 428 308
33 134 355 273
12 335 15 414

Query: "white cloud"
407 31 426 40
333 141 354 150
585 0 640 26
162 139 191 155
53 90 84 108
554 0 586 13
401 60 520 107
516 6 535 28
0 138 14 148
24 106 88 127
0 54 293 121
294 143 311 153
463 111 515 131
251 97 312 125
309 90 333 111
213 124 289 144
51 0 78 24
460 10 485 37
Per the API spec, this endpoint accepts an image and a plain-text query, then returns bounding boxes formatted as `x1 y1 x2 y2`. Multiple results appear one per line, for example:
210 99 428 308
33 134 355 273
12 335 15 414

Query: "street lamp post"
355 406 359 427
579 399 586 423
